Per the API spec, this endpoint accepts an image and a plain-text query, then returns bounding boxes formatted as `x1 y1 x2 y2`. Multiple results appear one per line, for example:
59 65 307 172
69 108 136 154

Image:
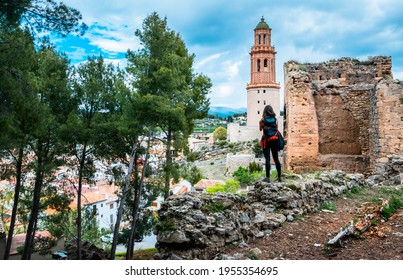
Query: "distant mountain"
208 106 247 118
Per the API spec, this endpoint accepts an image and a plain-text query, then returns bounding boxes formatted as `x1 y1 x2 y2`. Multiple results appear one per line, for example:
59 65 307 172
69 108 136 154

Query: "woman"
259 105 281 183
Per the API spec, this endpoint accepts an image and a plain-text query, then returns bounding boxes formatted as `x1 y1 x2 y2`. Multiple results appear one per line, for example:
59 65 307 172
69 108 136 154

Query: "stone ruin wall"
283 56 403 174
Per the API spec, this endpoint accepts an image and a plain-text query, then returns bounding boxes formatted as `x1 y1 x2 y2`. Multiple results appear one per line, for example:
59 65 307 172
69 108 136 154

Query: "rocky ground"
219 185 403 260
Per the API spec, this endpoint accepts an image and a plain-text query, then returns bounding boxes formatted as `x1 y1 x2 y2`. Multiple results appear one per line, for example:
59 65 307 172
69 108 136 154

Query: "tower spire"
246 17 280 126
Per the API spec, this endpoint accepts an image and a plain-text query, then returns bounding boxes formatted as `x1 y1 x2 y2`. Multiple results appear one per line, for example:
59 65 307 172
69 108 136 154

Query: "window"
263 90 266 93
257 59 261 72
264 101 266 105
263 34 266 44
257 111 260 115
264 59 268 68
101 215 103 218
110 214 113 224
101 204 103 207
110 203 113 210
257 90 260 93
258 35 261 44
257 100 260 104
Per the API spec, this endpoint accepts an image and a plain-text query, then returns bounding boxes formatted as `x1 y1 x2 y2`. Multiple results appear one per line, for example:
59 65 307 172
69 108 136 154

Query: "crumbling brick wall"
283 56 402 174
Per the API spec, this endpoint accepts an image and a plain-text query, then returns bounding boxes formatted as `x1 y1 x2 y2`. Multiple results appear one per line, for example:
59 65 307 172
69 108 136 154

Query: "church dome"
255 17 270 29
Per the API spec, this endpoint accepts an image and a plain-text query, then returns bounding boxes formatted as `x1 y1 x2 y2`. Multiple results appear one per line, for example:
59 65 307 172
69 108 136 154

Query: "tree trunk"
109 141 138 260
21 144 44 260
164 129 172 199
76 144 87 260
126 139 150 260
3 147 24 260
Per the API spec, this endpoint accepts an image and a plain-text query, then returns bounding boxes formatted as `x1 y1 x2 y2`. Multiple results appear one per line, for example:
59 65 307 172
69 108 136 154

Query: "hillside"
208 106 246 118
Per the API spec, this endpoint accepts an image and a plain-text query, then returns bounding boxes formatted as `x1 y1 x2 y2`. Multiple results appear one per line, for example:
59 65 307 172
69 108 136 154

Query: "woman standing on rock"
259 105 281 183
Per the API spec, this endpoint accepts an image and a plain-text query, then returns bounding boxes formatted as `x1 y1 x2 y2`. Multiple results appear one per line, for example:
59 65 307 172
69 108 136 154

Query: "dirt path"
221 187 403 260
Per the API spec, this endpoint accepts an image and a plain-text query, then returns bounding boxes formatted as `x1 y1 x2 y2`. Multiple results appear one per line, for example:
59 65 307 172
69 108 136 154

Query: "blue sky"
55 0 403 108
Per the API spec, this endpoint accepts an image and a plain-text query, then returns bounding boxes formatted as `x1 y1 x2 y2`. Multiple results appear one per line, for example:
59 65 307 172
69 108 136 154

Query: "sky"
54 0 403 109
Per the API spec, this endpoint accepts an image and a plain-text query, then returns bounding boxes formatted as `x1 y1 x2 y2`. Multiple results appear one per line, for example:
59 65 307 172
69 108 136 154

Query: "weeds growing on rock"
202 201 228 213
159 219 176 232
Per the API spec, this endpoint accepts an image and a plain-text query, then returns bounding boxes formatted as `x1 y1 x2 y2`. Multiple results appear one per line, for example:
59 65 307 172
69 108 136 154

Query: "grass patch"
115 248 157 260
378 188 403 196
133 248 157 260
351 186 364 195
321 201 336 212
345 186 365 199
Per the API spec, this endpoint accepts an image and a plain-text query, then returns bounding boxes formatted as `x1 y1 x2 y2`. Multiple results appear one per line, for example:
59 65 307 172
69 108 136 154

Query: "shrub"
381 196 403 219
206 180 240 194
232 166 250 184
186 151 201 162
248 161 262 173
213 127 227 141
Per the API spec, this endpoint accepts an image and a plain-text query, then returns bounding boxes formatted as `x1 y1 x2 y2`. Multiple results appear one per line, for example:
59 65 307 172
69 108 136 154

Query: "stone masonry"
154 170 367 260
283 56 402 174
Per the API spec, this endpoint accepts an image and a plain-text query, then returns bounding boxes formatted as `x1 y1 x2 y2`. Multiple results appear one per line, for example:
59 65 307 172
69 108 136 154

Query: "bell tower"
246 17 280 126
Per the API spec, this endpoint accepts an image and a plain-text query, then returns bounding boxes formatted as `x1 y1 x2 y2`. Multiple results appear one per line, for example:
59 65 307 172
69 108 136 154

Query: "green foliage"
213 126 227 141
378 188 403 196
252 139 263 157
232 166 249 184
180 164 205 185
249 252 260 260
43 209 103 246
321 201 336 212
232 165 265 186
186 151 201 162
206 179 240 194
202 201 228 213
206 184 225 193
218 140 228 148
248 161 262 173
33 236 57 255
381 196 403 219
350 186 364 194
159 219 176 232
115 248 157 260
126 12 211 198
0 0 87 36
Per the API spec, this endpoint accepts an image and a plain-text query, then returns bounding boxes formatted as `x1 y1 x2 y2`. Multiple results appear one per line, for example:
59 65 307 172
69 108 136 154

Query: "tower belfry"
246 17 280 126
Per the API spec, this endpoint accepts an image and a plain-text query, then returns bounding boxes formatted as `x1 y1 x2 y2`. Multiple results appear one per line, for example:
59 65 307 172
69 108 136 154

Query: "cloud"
195 52 226 69
210 82 246 108
63 46 89 61
59 0 403 108
221 60 243 80
103 58 128 69
83 24 140 54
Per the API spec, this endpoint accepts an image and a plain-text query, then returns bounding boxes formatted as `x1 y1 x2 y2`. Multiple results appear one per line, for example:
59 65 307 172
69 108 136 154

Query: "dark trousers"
263 140 281 179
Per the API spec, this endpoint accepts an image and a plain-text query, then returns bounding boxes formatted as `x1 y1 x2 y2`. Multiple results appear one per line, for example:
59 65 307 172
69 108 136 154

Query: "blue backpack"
263 116 278 140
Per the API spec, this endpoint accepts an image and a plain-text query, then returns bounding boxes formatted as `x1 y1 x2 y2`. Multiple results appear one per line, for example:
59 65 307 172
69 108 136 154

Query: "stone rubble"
154 170 377 260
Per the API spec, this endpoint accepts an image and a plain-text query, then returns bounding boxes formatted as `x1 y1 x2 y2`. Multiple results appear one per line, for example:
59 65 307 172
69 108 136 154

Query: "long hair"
263 105 276 117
